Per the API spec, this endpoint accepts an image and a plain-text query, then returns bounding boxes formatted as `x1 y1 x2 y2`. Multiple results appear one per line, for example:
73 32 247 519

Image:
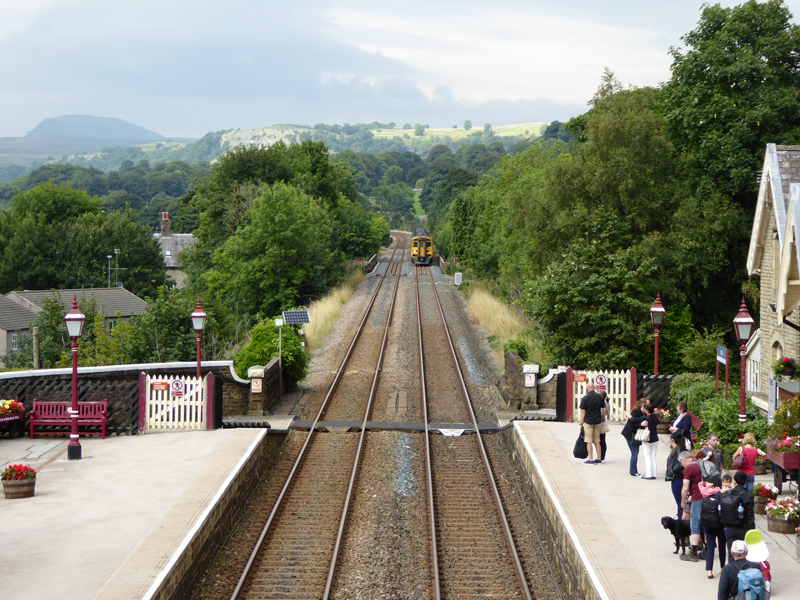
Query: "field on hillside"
372 123 545 140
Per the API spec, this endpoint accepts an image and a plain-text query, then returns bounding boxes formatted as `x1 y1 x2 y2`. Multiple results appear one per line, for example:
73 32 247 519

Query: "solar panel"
282 310 310 324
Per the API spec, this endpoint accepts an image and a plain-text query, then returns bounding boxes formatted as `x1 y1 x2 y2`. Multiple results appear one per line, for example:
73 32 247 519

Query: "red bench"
688 411 704 444
29 400 108 439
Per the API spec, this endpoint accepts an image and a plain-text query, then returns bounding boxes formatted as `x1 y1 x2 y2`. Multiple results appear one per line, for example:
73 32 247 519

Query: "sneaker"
593 460 604 464
582 460 595 466
679 553 699 562
629 473 641 477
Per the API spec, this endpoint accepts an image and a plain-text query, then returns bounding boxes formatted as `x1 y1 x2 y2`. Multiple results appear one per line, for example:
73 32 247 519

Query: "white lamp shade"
191 299 207 332
650 294 666 327
64 295 85 339
733 299 754 344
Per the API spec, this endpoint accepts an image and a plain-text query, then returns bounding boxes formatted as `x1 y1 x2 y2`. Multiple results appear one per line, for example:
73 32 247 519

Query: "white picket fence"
142 374 211 432
572 370 634 422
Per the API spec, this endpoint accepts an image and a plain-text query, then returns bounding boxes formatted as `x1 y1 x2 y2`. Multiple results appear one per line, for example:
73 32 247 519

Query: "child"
721 473 732 491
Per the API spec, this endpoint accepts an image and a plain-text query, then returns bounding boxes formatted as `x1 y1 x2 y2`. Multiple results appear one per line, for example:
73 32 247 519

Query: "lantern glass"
64 314 85 339
191 299 207 332
733 300 754 344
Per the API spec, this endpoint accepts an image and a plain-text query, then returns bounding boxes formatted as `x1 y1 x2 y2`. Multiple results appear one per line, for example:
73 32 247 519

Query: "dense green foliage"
234 320 308 385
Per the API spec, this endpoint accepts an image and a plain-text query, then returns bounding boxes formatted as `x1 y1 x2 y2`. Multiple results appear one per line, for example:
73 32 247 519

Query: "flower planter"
0 412 24 438
768 452 800 470
797 535 800 561
656 423 671 434
767 515 800 534
2 478 35 499
754 496 768 515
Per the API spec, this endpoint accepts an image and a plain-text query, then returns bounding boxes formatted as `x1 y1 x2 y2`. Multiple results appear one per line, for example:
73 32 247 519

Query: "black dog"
661 516 690 555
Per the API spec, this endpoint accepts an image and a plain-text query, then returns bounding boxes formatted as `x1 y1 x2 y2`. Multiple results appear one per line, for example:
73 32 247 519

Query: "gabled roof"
5 288 147 319
153 233 197 268
0 295 38 332
776 184 800 319
747 144 800 275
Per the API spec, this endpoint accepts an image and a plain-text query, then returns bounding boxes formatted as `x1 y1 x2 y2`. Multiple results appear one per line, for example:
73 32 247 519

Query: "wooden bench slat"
30 400 108 439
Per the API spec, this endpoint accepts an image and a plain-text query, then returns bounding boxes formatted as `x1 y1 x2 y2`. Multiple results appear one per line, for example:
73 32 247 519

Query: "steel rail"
426 268 533 600
414 266 442 600
229 235 405 600
322 236 406 598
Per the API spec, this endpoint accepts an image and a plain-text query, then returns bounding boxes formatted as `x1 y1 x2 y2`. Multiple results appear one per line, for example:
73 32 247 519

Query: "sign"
170 379 184 397
522 364 540 374
716 345 728 365
595 373 607 391
251 379 263 393
152 382 168 392
525 373 537 388
574 373 587 383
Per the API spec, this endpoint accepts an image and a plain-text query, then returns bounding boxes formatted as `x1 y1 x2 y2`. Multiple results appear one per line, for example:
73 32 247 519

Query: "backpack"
735 566 766 600
701 494 722 529
718 490 744 527
698 459 720 482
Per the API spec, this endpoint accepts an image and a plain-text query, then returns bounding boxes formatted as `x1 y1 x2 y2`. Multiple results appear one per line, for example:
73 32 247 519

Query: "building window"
11 333 18 351
165 250 172 257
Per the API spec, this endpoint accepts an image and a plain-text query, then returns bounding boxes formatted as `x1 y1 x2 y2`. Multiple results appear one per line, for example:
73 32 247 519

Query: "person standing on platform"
700 474 726 579
670 401 693 449
630 403 659 479
599 391 611 463
717 540 761 600
666 432 686 518
621 399 647 477
721 471 755 563
702 433 724 474
731 433 764 492
578 381 607 466
680 450 705 561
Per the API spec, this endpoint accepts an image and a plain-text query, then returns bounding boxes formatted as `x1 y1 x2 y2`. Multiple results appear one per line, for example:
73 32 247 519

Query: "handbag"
573 428 588 459
731 453 745 471
600 421 610 434
634 427 649 442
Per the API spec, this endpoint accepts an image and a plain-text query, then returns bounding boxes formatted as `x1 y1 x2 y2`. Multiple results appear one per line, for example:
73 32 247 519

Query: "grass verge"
305 270 366 351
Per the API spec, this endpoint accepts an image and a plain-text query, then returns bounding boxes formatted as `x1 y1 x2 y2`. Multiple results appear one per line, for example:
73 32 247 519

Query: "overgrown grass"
413 197 425 215
465 288 551 368
305 271 366 351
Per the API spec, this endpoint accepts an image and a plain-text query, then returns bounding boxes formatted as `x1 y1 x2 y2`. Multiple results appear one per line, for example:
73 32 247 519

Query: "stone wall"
497 352 538 410
151 431 287 600
537 373 558 410
499 427 601 600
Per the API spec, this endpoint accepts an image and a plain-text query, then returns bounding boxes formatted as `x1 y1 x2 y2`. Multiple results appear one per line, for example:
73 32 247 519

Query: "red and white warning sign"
170 379 184 396
525 373 537 388
595 373 607 391
251 379 263 393
152 381 168 392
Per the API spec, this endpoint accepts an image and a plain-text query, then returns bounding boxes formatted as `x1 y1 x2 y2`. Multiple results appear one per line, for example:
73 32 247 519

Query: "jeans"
642 441 658 478
746 475 754 493
704 526 726 571
626 439 640 475
671 478 683 519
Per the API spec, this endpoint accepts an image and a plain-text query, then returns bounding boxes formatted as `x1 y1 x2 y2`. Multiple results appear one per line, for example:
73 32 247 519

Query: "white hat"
731 540 747 555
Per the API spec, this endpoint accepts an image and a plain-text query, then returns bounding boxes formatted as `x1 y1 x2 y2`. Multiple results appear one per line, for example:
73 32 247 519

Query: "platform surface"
0 428 264 600
515 420 800 600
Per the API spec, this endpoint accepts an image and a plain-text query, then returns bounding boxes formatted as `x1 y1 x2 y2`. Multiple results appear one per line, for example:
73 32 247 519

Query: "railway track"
415 265 533 600
229 236 406 600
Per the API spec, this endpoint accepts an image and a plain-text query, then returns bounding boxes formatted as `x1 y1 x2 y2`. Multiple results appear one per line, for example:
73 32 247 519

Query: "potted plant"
654 408 672 433
752 483 779 514
772 356 797 380
765 496 800 533
0 399 25 438
1 464 37 499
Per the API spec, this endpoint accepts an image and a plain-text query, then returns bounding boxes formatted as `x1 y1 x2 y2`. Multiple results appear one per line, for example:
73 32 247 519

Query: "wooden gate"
139 373 214 433
570 369 636 422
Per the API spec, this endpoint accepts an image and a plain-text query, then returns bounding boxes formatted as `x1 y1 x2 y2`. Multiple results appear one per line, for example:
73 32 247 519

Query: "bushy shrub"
769 395 800 438
699 396 768 446
670 373 716 413
235 320 308 385
504 339 529 361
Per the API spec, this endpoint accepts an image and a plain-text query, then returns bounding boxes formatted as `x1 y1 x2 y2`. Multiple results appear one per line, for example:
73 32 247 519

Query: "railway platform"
515 420 800 600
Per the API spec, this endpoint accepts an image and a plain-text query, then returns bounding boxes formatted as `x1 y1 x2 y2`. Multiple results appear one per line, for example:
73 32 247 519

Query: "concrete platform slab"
514 420 800 600
0 428 264 600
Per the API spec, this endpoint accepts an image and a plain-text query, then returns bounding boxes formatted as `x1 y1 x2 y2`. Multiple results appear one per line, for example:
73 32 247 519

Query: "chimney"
161 212 171 237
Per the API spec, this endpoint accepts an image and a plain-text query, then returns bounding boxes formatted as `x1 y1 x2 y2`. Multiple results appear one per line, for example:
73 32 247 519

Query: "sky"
1 0 799 138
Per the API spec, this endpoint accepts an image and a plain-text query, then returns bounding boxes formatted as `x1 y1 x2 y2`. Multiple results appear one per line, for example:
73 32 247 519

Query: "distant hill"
25 115 165 141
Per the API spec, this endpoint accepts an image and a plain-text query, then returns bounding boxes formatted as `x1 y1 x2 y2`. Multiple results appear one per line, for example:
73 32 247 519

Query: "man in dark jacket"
718 540 758 600
722 471 755 562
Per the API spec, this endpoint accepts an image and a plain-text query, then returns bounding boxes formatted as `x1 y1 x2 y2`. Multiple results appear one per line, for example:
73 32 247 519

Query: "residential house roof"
153 233 197 268
5 288 147 319
0 295 39 332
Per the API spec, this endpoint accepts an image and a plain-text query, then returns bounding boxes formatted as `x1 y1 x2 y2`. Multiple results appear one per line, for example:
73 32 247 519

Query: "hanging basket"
2 478 36 499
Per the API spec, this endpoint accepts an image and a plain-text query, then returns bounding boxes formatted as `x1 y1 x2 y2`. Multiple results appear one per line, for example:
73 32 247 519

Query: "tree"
234 319 308 384
414 124 426 137
660 0 800 207
464 120 472 130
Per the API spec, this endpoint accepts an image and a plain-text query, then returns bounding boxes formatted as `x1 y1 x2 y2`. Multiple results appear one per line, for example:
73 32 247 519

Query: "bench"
29 400 108 439
688 411 704 444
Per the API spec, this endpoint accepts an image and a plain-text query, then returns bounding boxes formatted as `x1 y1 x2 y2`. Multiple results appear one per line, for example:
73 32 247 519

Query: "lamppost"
733 298 755 441
107 255 112 288
650 294 666 374
191 300 207 380
64 295 86 461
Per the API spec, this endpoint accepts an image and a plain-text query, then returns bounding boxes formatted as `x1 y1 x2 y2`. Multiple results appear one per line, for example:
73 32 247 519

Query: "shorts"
584 423 601 444
690 497 703 535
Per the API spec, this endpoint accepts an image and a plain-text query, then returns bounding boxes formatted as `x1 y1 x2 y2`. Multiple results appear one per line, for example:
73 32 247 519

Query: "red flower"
785 357 791 364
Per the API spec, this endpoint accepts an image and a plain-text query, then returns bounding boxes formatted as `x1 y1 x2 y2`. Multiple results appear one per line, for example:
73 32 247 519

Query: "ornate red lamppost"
64 295 86 461
733 298 755 440
650 294 666 374
191 300 207 380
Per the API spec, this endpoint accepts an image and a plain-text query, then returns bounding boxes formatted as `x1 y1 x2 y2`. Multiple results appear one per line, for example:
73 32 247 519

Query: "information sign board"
717 345 728 365
152 382 168 392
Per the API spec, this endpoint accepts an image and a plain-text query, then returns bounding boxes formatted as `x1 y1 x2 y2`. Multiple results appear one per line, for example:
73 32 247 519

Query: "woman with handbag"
669 401 693 449
598 391 611 463
621 399 647 477
731 432 765 492
631 402 659 479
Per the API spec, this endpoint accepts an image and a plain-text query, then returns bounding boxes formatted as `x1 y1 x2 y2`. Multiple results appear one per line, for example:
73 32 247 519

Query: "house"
746 144 800 400
153 212 197 288
0 287 148 367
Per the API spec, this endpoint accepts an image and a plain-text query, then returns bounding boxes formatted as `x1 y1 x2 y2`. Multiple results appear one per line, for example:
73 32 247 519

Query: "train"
411 228 433 265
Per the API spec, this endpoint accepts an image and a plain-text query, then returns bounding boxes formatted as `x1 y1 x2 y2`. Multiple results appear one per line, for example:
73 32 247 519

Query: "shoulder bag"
732 452 745 471
634 427 650 442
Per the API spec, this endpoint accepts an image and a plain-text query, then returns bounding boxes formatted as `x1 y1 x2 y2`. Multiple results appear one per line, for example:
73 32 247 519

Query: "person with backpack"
666 432 687 518
680 450 705 561
717 540 765 600
702 433 724 473
700 474 726 579
720 471 755 563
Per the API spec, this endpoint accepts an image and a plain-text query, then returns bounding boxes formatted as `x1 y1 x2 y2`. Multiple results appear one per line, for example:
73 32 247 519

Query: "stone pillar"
247 365 266 416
